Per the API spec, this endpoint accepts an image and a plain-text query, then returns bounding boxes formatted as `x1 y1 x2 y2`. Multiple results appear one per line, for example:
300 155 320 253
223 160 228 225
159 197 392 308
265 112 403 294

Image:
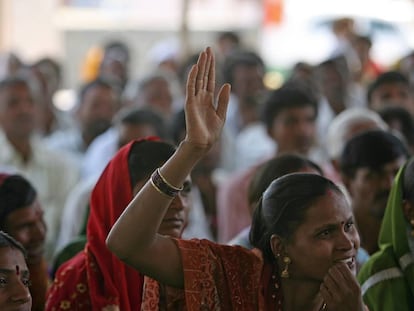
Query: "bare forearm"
106 141 208 259
107 47 229 286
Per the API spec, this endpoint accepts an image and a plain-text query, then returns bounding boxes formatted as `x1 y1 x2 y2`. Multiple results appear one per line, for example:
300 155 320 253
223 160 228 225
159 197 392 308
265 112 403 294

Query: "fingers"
196 51 207 92
216 84 231 119
206 47 216 93
186 64 198 99
328 263 359 293
203 48 212 91
321 266 342 303
320 263 362 310
195 47 215 94
187 47 230 120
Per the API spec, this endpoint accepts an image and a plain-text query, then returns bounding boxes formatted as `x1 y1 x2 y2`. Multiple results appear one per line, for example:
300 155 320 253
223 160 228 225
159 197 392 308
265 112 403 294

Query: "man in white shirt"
0 76 79 261
45 77 119 166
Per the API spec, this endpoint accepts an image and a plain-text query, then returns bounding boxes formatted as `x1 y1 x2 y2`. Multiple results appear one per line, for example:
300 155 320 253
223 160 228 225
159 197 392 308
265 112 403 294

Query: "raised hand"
320 263 365 311
184 47 231 150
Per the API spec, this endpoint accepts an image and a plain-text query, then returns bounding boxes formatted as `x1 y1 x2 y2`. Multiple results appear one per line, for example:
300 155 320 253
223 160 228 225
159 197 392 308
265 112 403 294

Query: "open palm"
184 47 231 149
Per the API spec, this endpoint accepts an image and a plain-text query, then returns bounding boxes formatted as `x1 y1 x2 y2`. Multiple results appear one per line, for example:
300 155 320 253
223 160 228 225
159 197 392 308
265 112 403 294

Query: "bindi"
15 265 20 276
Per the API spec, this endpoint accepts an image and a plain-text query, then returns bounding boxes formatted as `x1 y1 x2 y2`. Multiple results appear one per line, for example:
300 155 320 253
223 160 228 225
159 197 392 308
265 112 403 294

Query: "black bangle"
150 169 183 198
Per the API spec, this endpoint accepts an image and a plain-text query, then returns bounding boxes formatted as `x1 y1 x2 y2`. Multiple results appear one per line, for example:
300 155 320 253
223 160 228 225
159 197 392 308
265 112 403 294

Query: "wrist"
157 140 209 186
179 140 210 157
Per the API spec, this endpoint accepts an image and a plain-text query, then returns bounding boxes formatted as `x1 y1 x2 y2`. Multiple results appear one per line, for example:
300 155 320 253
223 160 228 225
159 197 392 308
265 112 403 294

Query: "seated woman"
46 138 191 310
0 231 32 310
107 47 366 310
0 174 48 311
358 157 414 310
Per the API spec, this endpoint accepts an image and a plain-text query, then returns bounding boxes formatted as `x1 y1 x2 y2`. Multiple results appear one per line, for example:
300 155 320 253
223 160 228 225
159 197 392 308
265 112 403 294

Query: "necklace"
269 273 283 311
270 273 327 311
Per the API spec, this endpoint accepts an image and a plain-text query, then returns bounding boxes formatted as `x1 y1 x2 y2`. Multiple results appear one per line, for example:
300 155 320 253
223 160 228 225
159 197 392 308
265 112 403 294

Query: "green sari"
358 163 414 310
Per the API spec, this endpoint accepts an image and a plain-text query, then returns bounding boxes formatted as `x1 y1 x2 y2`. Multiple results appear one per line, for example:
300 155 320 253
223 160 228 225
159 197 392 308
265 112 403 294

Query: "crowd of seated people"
0 20 413 309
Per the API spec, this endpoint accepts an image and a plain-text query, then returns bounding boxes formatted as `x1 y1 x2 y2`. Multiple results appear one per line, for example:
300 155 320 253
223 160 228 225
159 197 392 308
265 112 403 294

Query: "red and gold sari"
141 239 283 311
46 141 146 311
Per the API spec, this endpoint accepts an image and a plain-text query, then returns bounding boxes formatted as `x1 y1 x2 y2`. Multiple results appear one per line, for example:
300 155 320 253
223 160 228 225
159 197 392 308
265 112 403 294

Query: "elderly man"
0 76 79 260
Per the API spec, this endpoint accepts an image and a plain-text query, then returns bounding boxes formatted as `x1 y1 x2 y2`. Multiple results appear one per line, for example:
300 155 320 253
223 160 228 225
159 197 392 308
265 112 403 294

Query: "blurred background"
1 0 414 272
1 0 413 111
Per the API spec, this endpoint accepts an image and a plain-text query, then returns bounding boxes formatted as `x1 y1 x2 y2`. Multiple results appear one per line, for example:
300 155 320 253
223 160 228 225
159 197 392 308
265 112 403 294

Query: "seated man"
0 174 48 311
367 71 414 116
0 76 80 261
0 230 32 310
340 130 409 255
217 82 321 243
358 158 414 310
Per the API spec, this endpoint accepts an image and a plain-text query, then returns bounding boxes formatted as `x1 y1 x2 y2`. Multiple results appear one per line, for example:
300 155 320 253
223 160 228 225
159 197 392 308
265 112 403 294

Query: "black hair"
78 77 117 103
248 154 323 206
367 71 409 105
378 106 414 148
289 62 314 77
403 158 414 203
116 107 168 140
0 76 29 92
340 129 409 178
103 40 130 62
128 140 176 188
261 82 318 131
353 34 372 47
217 31 240 45
0 231 27 259
250 173 342 262
222 50 265 85
0 175 37 228
33 57 62 81
317 54 349 71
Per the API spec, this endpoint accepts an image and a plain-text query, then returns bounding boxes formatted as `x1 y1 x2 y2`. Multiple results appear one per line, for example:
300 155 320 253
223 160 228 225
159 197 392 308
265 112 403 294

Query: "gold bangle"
156 168 183 191
150 178 175 198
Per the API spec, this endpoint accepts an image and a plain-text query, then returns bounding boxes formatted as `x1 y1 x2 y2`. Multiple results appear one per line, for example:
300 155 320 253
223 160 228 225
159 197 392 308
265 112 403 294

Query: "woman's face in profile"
0 247 32 311
284 191 360 281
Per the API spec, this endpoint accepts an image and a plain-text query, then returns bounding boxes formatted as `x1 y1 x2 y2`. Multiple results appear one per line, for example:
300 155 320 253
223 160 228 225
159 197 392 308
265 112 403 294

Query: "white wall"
0 0 63 61
0 0 262 88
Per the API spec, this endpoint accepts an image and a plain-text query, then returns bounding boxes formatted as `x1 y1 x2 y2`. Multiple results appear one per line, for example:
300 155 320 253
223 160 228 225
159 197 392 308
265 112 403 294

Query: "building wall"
0 0 261 88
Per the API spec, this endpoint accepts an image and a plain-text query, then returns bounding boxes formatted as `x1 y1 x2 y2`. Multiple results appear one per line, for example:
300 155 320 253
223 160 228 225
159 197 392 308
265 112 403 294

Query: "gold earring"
281 256 291 278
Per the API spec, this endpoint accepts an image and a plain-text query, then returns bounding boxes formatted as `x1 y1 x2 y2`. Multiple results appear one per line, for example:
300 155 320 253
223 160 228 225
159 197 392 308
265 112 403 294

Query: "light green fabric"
358 163 414 311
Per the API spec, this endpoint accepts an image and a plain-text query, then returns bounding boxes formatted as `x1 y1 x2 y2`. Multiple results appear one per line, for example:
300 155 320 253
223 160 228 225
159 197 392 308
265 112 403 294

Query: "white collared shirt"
0 130 80 261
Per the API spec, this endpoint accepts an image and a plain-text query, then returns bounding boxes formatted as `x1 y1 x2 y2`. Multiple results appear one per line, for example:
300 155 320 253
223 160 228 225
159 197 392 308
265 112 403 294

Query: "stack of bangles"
150 168 183 198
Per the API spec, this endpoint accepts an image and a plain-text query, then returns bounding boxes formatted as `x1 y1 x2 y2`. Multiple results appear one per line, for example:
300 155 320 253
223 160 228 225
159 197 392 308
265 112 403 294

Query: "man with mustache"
0 76 79 261
0 174 48 311
340 129 408 255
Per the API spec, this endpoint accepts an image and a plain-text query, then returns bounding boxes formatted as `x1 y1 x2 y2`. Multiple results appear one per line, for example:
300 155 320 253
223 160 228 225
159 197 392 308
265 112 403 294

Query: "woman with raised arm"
46 138 191 310
107 48 366 311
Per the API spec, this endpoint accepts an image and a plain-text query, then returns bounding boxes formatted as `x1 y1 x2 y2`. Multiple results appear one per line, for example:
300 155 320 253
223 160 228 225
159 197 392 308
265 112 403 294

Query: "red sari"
46 140 150 311
142 239 368 311
142 239 283 311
